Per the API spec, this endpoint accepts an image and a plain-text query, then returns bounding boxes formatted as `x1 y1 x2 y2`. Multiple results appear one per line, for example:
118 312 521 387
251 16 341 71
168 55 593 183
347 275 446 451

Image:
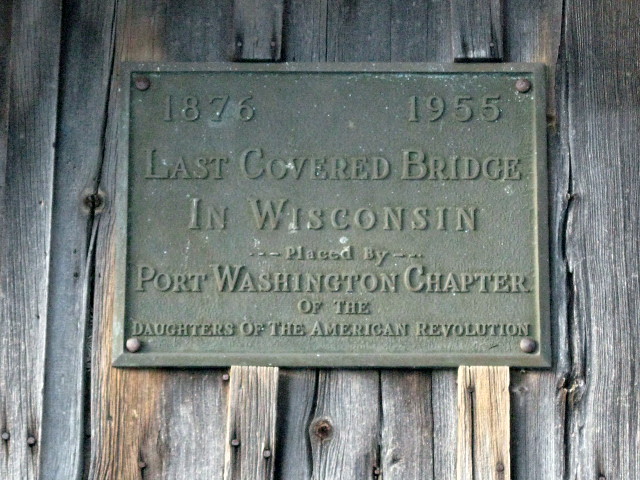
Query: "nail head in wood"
83 192 104 211
138 461 147 469
27 436 36 446
222 373 230 381
263 449 272 458
231 438 240 447
134 75 151 91
125 337 141 353
519 337 537 353
1 432 9 441
516 78 532 93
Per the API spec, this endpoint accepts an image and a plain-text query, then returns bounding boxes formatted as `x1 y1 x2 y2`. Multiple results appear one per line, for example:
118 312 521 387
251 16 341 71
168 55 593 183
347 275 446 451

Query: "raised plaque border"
112 62 550 368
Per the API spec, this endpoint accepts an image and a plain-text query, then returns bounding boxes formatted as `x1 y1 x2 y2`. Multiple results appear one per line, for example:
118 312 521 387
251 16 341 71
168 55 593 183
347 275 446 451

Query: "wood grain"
281 3 385 480
0 1 61 479
502 1 568 479
2 1 640 478
389 3 457 479
563 1 640 478
274 370 317 480
87 1 232 478
39 1 117 478
233 0 284 60
451 0 503 61
224 366 279 480
457 366 510 480
326 0 391 62
309 371 380 479
0 0 12 184
380 371 434 479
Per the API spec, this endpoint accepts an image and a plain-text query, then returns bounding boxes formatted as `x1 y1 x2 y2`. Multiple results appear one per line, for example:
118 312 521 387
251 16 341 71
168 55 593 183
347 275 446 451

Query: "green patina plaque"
113 63 550 368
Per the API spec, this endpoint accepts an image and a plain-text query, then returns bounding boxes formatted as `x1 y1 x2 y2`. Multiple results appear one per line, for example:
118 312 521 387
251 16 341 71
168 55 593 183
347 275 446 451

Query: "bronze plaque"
113 63 550 367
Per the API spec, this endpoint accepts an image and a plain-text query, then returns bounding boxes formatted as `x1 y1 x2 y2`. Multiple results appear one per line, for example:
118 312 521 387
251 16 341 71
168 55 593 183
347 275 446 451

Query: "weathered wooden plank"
233 0 284 61
283 3 385 479
390 0 451 62
309 371 381 479
326 0 391 62
563 1 640 478
274 370 317 479
389 3 457 479
38 1 117 479
432 371 458 480
457 366 510 480
224 366 279 480
380 371 433 480
451 0 503 61
0 1 62 479
501 2 568 479
0 0 12 185
283 0 328 62
88 1 233 478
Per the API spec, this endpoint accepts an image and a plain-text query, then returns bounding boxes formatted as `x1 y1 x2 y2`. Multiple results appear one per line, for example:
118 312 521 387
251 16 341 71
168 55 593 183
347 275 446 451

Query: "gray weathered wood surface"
0 1 61 479
224 366 279 480
451 0 503 61
233 0 284 61
39 1 117 479
0 0 638 478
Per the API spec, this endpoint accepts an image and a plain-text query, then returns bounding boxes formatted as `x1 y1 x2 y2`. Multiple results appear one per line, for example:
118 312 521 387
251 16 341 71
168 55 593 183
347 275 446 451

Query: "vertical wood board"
564 0 640 478
0 1 61 479
451 0 503 61
233 0 284 60
457 366 510 480
224 366 279 480
39 1 117 478
88 1 233 478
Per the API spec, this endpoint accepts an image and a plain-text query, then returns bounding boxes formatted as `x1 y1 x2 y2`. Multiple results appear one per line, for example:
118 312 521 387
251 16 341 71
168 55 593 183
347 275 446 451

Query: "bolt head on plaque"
126 337 142 353
520 337 538 353
134 75 151 91
515 78 532 93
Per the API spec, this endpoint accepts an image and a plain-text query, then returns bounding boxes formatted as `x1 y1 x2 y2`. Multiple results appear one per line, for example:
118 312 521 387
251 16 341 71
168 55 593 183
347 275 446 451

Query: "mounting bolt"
27 436 36 446
520 338 537 353
496 462 505 472
82 191 105 212
222 373 230 381
231 438 240 447
126 337 142 353
1 432 9 441
134 75 151 91
515 78 532 93
263 449 272 458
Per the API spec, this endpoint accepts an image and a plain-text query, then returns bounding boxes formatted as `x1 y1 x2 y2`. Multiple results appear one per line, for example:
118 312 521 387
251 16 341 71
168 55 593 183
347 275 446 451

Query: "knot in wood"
311 418 333 441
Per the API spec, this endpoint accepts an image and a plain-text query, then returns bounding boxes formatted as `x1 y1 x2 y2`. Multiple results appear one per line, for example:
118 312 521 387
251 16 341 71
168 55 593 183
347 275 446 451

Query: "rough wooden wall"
0 0 638 479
